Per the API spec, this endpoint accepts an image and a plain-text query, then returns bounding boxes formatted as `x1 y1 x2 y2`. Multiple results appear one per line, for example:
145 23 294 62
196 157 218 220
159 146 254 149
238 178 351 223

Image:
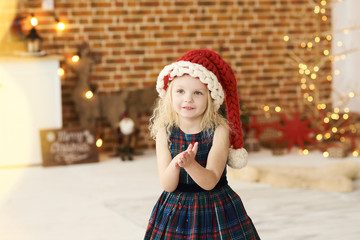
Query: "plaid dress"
145 127 260 240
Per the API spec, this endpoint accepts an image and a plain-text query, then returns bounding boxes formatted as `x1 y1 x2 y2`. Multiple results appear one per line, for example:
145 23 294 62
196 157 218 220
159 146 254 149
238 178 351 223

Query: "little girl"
144 49 260 239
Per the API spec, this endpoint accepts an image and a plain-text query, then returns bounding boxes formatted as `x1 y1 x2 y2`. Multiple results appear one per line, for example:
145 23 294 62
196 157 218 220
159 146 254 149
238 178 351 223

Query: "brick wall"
3 0 332 150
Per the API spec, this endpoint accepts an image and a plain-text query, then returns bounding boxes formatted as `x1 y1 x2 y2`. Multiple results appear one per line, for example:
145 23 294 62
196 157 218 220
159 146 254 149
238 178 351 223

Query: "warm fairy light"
310 73 317 79
339 128 345 134
341 54 346 60
334 107 340 113
301 78 306 83
332 127 338 133
321 0 327 6
343 114 349 120
85 90 94 99
323 50 329 56
72 55 80 62
307 42 313 48
324 117 330 123
337 41 343 47
314 37 320 43
305 69 310 75
326 35 332 41
301 42 307 48
321 104 326 109
275 106 281 112
30 17 38 27
348 92 355 98
304 93 309 98
57 21 65 31
334 69 340 75
96 138 103 148
302 149 309 155
309 84 315 90
307 96 313 102
340 136 346 142
324 133 331 139
344 107 349 113
316 134 323 141
320 8 326 14
353 150 359 157
283 35 289 41
299 69 305 74
331 113 339 120
58 68 65 77
314 6 320 14
263 105 270 111
301 84 307 90
323 151 329 157
317 104 322 110
326 75 332 81
322 16 327 21
313 66 319 72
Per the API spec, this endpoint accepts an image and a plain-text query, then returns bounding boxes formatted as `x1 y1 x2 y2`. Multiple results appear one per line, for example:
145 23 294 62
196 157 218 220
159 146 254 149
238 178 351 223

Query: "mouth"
182 106 195 110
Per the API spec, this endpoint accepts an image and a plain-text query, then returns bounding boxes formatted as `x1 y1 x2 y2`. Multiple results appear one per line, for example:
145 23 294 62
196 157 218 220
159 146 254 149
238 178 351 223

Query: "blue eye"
194 91 203 95
177 89 184 94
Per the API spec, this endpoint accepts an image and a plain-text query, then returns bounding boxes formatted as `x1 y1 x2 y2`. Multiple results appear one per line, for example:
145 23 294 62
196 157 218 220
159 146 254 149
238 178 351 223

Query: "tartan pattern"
145 127 260 239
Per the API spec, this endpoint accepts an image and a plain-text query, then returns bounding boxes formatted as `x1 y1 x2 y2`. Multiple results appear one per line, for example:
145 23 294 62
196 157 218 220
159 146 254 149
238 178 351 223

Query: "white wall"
332 0 360 113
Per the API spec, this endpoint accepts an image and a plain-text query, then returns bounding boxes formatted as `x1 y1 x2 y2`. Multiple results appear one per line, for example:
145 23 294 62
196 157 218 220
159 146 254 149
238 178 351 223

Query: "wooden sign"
39 127 99 167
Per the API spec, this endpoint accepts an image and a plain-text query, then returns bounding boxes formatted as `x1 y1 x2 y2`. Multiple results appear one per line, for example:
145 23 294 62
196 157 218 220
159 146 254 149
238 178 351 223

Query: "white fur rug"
228 160 360 192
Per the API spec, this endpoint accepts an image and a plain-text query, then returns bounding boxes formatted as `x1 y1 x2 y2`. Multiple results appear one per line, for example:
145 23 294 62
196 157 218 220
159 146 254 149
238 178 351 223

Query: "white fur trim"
157 61 225 110
227 147 248 169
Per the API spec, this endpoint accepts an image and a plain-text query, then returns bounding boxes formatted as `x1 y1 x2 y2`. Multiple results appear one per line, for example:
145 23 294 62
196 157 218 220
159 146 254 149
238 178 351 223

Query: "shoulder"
214 124 229 137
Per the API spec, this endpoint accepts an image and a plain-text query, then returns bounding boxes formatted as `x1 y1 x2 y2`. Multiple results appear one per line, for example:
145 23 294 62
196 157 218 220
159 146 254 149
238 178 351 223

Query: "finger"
192 142 199 154
187 144 193 152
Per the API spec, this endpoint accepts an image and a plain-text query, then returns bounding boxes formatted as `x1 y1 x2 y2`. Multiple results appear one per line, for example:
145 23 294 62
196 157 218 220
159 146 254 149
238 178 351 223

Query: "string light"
58 68 65 77
55 17 66 31
275 106 281 112
323 151 329 157
283 35 289 41
96 137 103 148
30 15 38 27
72 55 80 62
353 150 359 157
85 90 94 99
263 105 270 111
323 50 329 56
316 134 323 141
348 92 355 98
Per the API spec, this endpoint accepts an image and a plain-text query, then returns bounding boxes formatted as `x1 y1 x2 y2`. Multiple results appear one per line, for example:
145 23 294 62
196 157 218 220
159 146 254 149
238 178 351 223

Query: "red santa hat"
156 49 248 169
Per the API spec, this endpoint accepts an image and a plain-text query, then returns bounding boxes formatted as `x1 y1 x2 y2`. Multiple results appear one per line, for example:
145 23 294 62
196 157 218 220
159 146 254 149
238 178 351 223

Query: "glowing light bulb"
58 68 65 77
96 138 103 148
72 55 80 62
322 16 327 21
316 134 323 141
353 150 359 157
326 35 332 41
275 106 281 112
85 90 94 99
314 37 320 43
57 21 65 31
323 50 329 56
323 151 329 157
283 35 289 42
348 92 355 98
302 149 309 155
263 105 270 111
313 66 319 72
31 17 38 26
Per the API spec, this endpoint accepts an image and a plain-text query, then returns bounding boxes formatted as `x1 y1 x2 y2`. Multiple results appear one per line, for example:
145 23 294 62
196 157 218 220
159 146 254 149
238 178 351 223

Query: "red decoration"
272 111 318 151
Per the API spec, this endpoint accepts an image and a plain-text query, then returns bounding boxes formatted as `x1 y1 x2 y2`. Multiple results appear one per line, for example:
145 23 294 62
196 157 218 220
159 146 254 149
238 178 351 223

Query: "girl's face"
171 75 208 124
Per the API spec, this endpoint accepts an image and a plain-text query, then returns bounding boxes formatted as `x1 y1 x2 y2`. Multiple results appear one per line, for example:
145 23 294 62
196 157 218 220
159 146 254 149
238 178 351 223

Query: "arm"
155 127 181 192
177 125 229 191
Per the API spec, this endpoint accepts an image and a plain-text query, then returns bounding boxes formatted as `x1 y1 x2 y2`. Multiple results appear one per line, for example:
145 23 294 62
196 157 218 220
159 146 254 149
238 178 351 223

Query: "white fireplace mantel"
0 55 63 167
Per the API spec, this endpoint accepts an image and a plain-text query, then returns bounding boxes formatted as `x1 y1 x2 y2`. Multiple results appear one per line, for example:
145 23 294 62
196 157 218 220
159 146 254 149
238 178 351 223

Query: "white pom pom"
227 147 248 169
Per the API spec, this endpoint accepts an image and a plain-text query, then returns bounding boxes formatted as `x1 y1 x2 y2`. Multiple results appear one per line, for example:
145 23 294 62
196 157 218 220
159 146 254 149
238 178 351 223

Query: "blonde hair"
149 80 228 139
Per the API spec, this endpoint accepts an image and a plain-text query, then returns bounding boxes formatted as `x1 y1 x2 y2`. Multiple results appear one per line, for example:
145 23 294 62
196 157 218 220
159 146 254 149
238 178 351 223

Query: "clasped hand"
176 142 198 168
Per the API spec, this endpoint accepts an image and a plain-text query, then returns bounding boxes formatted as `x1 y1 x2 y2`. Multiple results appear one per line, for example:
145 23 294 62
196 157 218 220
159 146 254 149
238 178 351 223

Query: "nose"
184 93 193 103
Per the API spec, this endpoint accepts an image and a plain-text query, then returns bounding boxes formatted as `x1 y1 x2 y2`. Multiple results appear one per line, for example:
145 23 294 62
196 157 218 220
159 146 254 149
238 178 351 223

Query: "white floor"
1 149 360 240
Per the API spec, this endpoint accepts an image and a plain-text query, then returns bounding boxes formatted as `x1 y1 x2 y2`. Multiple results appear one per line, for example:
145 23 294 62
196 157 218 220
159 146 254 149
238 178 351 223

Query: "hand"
178 142 198 168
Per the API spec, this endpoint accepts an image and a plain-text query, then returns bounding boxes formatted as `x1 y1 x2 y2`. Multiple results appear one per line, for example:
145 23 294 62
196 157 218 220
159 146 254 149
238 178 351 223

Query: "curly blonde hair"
149 80 228 139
